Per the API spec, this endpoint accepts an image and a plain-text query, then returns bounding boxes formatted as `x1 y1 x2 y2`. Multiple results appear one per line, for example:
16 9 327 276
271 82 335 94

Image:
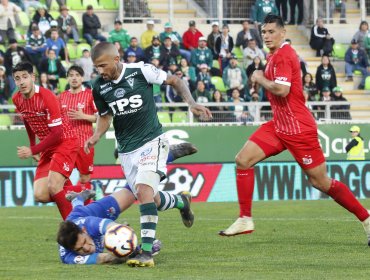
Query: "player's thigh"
238 121 285 168
111 188 136 212
33 177 50 202
75 147 94 177
303 162 332 192
47 170 68 195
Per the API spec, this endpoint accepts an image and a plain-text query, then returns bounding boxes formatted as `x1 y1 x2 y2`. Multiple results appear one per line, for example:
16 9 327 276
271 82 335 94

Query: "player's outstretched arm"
84 114 112 153
96 253 128 264
251 70 290 97
166 75 212 120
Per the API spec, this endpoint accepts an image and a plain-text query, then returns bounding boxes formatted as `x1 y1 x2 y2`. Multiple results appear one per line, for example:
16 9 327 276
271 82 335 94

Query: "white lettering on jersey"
108 95 143 115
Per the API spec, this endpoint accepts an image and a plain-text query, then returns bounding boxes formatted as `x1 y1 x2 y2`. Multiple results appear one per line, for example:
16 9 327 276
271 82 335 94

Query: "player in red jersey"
59 65 97 195
12 62 79 220
219 15 370 244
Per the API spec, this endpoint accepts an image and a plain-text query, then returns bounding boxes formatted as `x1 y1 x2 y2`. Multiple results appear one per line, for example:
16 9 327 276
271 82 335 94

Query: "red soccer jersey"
59 87 97 147
13 85 76 142
264 42 317 135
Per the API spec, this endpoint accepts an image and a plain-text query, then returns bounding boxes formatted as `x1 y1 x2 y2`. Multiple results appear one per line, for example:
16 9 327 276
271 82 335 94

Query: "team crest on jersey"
114 88 126 98
77 102 85 109
63 162 70 172
74 255 87 264
302 155 313 165
106 206 116 218
127 78 135 88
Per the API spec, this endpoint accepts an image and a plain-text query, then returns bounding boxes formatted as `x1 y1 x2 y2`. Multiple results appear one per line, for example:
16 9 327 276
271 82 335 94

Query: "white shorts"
119 134 169 196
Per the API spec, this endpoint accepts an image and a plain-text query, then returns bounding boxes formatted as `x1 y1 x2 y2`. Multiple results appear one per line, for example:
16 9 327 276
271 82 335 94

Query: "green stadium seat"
7 98 15 113
68 11 82 27
212 60 220 69
0 44 6 53
49 10 60 19
211 76 227 92
18 11 30 27
76 43 91 57
233 47 243 59
15 27 26 44
57 78 68 93
365 76 370 90
67 43 78 59
0 114 12 126
49 0 60 11
83 0 103 9
100 0 119 10
172 111 188 123
157 112 171 124
333 43 347 59
66 0 84 10
354 70 362 75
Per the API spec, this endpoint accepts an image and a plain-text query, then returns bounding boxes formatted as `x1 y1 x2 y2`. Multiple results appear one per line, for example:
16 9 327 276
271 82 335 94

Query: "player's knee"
235 154 252 169
34 191 50 203
136 184 155 203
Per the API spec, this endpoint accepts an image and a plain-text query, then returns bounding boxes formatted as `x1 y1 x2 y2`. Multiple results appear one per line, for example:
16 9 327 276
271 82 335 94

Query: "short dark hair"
91 41 118 61
263 14 285 28
57 221 82 251
12 62 34 75
67 65 84 77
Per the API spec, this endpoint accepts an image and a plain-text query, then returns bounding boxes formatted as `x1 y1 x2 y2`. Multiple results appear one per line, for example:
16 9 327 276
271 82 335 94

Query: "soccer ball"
104 224 138 257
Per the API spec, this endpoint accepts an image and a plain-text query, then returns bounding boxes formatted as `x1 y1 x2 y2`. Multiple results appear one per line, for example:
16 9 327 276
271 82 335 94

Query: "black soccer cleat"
169 142 198 161
180 191 194 228
65 189 96 202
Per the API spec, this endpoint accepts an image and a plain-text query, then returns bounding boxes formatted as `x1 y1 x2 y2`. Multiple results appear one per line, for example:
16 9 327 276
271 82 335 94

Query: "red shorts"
35 138 79 181
75 146 94 175
249 121 325 170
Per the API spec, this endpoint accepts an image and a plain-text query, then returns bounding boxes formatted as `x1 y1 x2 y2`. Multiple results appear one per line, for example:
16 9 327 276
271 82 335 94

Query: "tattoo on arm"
167 75 196 106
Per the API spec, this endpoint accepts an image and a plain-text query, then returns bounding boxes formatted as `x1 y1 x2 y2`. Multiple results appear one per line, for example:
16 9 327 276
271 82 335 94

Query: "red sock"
327 179 369 221
236 168 255 217
63 184 83 193
51 190 72 220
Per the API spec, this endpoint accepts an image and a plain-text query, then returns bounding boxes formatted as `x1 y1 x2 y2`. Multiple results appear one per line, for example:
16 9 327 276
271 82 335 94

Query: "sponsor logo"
100 87 112 95
114 88 126 98
88 165 93 172
108 95 143 115
100 82 111 89
74 255 87 264
302 155 313 165
276 76 288 82
139 155 157 164
140 147 152 157
63 162 70 172
36 112 46 116
52 118 61 123
142 230 149 236
124 71 138 79
127 78 134 88
77 102 85 109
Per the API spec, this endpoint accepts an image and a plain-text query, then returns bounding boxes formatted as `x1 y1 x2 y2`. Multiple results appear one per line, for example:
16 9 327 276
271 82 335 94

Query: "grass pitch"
1 200 370 280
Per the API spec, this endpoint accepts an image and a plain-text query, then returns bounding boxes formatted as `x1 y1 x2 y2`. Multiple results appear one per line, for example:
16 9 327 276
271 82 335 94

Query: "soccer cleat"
127 251 154 267
362 212 370 246
180 191 194 228
170 142 198 161
218 217 255 237
152 239 162 256
65 189 96 202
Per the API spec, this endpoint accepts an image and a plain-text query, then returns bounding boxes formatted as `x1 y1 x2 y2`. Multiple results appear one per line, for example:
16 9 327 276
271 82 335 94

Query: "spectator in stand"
316 55 337 94
223 56 247 99
0 65 9 103
29 3 53 35
108 19 130 51
207 22 221 59
229 88 252 122
310 18 335 57
275 0 288 24
4 38 32 92
196 64 214 92
246 56 265 101
235 20 263 49
182 20 203 51
44 20 63 39
0 0 21 44
38 72 55 93
192 80 211 103
330 0 347 24
317 86 334 119
126 51 137 64
345 39 370 89
113 41 125 61
25 25 47 70
303 0 314 26
302 73 319 101
285 38 308 77
46 29 69 62
209 90 230 122
57 5 80 44
331 86 351 120
179 57 196 92
215 24 234 72
39 49 66 90
75 48 94 87
149 57 163 105
144 35 161 62
159 36 180 72
159 22 189 63
242 38 265 69
166 67 190 110
352 21 369 53
190 36 213 74
124 37 145 62
288 0 303 25
141 19 158 50
82 5 106 46
253 0 278 32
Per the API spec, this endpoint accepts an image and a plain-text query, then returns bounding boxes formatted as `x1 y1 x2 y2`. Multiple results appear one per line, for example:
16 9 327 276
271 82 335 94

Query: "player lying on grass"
57 187 193 265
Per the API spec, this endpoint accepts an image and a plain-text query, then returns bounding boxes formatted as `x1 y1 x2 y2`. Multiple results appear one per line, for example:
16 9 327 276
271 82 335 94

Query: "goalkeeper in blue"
57 187 193 265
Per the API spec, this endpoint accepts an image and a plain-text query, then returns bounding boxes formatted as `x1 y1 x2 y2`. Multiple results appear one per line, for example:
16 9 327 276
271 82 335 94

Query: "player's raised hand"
84 134 100 154
17 146 32 159
190 104 213 121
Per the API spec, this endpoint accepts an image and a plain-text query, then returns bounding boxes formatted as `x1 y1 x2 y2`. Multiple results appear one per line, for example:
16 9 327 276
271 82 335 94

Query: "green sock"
139 202 158 253
158 191 184 211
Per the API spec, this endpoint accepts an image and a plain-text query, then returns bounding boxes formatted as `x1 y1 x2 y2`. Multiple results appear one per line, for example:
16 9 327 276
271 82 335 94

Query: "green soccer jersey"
92 62 168 153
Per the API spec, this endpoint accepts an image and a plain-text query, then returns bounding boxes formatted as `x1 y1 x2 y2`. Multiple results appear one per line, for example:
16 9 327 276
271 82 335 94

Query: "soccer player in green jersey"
84 42 212 267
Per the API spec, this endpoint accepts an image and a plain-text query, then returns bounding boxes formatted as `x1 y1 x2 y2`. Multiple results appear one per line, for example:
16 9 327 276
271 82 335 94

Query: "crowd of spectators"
0 0 366 122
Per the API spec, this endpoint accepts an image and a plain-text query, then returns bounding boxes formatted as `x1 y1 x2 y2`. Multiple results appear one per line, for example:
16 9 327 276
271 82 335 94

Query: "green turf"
1 200 370 279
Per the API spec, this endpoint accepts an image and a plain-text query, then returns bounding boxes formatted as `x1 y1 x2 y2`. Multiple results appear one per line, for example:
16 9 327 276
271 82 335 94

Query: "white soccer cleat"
362 212 370 246
219 217 255 237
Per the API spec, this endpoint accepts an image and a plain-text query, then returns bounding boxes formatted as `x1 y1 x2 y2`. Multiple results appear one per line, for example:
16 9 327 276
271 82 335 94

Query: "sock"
236 168 255 218
167 150 174 163
157 191 184 211
63 184 83 193
327 179 369 221
51 189 72 220
140 202 158 253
